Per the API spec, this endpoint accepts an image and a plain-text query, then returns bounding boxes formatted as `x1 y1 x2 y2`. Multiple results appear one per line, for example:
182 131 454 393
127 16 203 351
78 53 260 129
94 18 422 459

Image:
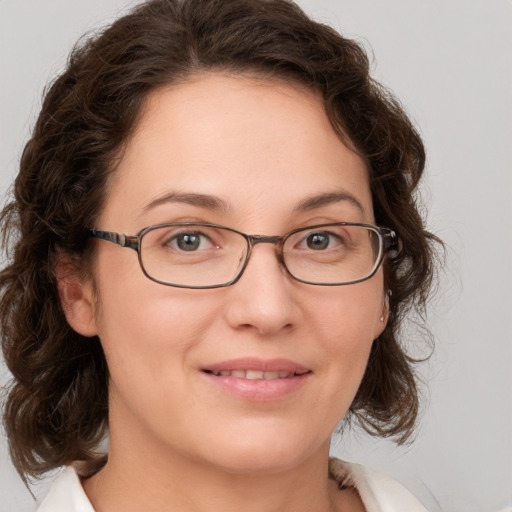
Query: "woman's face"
71 73 387 474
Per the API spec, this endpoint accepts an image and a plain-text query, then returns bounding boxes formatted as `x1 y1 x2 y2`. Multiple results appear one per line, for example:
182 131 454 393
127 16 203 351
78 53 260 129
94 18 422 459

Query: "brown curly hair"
1 0 439 481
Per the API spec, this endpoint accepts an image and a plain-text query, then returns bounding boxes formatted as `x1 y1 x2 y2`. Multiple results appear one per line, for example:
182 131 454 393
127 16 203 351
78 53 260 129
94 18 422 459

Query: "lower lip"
201 372 311 402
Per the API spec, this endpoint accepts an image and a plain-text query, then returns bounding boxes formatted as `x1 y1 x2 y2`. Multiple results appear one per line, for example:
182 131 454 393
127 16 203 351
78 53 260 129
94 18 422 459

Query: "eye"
167 231 216 252
301 231 343 251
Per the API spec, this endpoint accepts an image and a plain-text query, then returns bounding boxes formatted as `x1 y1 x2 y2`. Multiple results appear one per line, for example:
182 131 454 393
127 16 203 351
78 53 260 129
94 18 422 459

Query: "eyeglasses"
88 222 398 289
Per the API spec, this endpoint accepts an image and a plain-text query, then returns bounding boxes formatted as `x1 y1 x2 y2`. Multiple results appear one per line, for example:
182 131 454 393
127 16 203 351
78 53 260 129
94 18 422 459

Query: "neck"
83 433 339 512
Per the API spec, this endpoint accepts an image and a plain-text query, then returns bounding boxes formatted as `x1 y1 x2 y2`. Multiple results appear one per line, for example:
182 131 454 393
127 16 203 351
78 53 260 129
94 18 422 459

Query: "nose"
223 244 300 337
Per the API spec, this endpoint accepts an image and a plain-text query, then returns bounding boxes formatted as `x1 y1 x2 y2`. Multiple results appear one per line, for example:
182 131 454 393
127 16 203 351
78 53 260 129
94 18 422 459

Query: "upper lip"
201 358 311 374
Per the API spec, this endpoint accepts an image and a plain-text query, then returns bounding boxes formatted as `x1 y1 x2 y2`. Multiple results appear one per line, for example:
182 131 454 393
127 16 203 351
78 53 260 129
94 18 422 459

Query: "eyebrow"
142 192 231 214
141 190 365 217
293 191 366 215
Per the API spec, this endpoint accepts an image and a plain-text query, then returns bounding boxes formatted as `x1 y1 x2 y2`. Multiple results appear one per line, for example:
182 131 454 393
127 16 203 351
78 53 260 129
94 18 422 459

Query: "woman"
0 0 438 510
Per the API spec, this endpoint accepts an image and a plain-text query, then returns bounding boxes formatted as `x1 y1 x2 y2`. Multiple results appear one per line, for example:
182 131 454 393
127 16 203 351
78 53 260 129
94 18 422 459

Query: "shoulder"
329 458 428 512
36 466 94 512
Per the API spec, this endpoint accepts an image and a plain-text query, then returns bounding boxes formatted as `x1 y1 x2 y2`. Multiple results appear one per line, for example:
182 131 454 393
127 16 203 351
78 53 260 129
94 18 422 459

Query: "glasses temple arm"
88 229 139 250
382 229 401 258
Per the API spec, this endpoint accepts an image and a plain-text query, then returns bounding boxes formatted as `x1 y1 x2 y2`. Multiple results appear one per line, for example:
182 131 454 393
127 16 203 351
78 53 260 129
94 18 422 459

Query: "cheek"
92 257 218 390
308 277 384 343
306 280 383 389
94 287 224 436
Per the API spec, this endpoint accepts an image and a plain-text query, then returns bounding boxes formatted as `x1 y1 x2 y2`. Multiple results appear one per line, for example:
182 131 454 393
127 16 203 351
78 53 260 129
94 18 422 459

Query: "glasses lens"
140 225 248 287
283 225 382 284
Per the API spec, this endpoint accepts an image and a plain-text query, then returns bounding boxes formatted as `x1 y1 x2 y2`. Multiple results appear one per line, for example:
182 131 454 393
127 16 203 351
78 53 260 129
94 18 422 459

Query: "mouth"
200 358 312 401
203 369 310 380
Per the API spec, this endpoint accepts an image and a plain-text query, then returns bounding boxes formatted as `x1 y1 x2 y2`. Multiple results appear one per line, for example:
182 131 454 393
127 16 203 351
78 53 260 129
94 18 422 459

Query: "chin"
197 423 329 476
209 450 307 476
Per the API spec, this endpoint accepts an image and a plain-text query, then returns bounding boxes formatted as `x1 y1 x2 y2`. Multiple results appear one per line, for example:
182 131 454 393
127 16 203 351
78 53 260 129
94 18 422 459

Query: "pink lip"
202 357 310 374
201 358 312 402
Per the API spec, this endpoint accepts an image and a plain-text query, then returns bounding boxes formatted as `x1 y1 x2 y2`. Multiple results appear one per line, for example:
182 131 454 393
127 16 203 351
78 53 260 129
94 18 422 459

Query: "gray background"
1 1 510 511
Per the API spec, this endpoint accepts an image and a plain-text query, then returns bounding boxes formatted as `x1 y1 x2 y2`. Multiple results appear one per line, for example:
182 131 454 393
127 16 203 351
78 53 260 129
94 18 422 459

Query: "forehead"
103 73 372 230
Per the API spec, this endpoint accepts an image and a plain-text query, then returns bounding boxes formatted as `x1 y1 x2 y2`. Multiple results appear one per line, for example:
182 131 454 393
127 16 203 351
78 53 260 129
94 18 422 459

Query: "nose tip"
223 245 299 336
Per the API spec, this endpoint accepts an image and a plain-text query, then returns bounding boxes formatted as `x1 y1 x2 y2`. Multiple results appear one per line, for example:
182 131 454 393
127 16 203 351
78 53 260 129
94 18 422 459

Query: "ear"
56 255 98 337
373 290 390 339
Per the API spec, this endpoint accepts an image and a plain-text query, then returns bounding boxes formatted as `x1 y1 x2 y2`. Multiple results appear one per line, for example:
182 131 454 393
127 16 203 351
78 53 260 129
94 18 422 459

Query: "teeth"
210 370 303 379
246 370 264 379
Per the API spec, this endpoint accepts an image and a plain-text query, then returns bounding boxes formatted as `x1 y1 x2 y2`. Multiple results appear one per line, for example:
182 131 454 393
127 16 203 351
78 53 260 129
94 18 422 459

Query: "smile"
204 369 310 379
201 358 312 401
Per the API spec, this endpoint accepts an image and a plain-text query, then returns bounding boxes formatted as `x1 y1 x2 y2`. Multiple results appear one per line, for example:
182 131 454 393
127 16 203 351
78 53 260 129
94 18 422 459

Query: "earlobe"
374 290 391 339
56 256 98 337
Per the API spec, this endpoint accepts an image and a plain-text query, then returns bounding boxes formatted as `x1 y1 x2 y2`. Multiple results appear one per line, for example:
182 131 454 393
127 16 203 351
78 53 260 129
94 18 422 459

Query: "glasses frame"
88 222 398 289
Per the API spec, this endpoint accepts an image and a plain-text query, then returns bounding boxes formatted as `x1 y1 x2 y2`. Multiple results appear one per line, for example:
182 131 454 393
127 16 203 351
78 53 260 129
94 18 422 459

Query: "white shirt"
36 458 428 512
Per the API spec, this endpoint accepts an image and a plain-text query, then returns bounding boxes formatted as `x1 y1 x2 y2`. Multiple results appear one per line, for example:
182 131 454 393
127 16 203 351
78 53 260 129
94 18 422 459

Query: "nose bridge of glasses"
245 234 286 266
248 234 282 245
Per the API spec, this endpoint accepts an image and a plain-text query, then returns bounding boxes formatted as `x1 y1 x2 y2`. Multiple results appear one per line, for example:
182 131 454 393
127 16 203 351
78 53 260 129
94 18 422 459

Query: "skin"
60 73 387 512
